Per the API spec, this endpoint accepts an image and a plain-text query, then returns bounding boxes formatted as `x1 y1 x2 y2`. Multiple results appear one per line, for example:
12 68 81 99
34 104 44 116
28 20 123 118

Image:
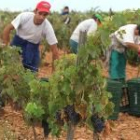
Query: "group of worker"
1 1 140 81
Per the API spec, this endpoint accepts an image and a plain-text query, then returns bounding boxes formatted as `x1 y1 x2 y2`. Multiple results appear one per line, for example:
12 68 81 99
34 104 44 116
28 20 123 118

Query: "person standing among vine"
105 24 140 81
61 6 71 25
2 1 59 72
69 14 102 54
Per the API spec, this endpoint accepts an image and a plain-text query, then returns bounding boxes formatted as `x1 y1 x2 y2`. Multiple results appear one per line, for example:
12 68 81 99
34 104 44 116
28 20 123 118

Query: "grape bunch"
55 110 64 125
64 105 81 125
0 95 4 108
42 120 51 137
91 114 105 133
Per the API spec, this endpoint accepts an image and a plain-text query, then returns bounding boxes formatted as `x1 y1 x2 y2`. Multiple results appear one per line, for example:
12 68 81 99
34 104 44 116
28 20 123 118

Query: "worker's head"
93 14 103 26
34 1 51 25
61 6 69 15
63 6 69 12
135 25 140 36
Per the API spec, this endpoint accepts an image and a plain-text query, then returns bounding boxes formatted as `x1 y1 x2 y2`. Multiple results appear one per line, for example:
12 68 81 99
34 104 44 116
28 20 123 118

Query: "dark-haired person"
61 6 69 15
61 6 71 25
106 24 140 81
2 1 59 72
69 14 102 54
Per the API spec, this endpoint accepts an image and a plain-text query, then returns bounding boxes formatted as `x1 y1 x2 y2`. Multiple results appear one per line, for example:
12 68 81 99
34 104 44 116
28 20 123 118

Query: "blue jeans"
69 39 78 54
11 35 40 72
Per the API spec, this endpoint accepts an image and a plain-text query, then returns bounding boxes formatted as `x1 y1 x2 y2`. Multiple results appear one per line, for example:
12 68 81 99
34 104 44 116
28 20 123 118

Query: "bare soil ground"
0 50 140 140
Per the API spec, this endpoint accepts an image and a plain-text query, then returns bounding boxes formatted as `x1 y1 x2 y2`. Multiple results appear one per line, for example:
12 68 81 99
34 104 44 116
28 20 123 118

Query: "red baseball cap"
36 1 51 13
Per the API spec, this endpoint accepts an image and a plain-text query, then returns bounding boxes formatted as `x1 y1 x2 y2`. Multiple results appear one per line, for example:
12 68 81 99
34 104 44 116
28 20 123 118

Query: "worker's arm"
50 44 59 71
125 42 140 52
2 23 15 45
50 44 59 60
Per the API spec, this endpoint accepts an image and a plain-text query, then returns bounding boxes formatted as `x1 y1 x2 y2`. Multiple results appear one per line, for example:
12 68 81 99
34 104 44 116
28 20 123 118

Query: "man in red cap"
2 1 59 72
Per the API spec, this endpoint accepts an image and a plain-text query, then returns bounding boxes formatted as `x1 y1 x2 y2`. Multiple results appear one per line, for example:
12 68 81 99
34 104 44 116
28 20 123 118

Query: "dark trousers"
11 35 40 72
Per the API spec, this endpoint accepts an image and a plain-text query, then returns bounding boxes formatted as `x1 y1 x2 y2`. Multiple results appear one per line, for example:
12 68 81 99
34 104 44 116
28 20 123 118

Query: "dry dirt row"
1 105 140 140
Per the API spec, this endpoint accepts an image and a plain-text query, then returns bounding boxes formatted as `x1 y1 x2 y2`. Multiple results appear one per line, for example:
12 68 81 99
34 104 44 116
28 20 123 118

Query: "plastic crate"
106 79 123 120
120 85 130 113
127 78 140 116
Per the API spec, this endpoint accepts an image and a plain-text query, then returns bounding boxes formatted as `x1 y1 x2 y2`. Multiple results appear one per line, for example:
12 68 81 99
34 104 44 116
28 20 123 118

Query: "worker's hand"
52 53 59 72
52 53 59 60
50 44 59 60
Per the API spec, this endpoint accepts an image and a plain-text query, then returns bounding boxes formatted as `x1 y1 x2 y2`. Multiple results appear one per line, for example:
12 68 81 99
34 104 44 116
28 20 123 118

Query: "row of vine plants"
0 34 114 139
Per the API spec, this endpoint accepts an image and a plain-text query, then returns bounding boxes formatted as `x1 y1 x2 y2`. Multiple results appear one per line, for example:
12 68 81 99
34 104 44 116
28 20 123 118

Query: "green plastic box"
127 78 140 116
106 79 123 120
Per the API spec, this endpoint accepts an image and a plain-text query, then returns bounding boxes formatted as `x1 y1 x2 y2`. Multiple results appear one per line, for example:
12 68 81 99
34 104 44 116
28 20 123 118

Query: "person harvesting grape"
2 1 59 72
69 14 102 54
106 24 140 81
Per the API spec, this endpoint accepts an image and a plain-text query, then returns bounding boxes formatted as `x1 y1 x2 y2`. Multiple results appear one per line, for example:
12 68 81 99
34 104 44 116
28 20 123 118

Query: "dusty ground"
0 50 140 140
1 106 140 140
